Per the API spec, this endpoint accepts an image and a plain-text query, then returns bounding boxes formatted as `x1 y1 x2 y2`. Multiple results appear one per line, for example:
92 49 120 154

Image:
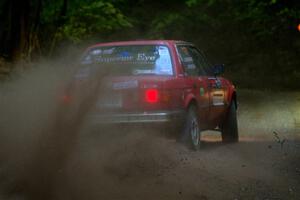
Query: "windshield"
81 45 173 76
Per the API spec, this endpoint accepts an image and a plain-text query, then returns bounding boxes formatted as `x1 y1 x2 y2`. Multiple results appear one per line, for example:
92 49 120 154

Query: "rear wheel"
180 105 201 150
221 101 239 143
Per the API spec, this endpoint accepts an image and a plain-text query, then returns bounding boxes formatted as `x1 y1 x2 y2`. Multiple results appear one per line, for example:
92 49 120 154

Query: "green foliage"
41 0 131 43
184 0 300 39
41 0 63 24
149 13 184 38
59 1 131 43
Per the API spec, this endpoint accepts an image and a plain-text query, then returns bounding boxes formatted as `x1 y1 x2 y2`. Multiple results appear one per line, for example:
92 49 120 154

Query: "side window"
177 45 207 76
189 47 207 76
177 46 197 76
196 49 214 76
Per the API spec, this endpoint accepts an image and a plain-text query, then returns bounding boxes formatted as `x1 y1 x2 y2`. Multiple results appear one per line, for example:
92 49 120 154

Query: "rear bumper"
87 110 185 124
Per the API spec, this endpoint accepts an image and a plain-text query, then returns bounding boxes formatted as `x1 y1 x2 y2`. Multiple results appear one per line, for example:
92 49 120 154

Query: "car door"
176 45 210 128
197 50 229 127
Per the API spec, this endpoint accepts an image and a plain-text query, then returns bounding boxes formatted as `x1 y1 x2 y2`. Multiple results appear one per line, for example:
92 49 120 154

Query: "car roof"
88 40 192 48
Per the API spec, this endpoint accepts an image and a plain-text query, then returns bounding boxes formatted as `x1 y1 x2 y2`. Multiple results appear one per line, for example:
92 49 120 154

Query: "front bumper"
87 110 185 124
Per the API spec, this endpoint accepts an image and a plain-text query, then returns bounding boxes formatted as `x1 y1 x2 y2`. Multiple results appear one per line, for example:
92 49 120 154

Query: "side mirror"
213 64 224 76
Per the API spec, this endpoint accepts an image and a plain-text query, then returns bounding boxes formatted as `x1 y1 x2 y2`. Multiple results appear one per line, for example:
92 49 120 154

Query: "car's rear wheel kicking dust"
181 105 201 150
221 101 239 143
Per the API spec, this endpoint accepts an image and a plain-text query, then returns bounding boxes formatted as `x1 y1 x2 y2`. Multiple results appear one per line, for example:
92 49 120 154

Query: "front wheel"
180 105 201 150
221 101 239 143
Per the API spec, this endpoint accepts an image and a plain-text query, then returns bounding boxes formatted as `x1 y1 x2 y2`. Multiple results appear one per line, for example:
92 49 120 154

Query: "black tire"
221 101 239 143
180 105 201 150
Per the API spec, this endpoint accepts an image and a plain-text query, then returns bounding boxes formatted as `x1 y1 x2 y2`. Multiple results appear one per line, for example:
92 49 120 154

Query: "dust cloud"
0 58 180 200
0 59 300 200
0 61 75 199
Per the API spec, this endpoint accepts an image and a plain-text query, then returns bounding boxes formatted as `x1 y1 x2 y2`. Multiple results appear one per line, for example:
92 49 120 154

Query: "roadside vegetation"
0 0 299 89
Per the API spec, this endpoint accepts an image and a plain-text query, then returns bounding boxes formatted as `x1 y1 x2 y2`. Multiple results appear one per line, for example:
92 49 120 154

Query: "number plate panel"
96 93 122 108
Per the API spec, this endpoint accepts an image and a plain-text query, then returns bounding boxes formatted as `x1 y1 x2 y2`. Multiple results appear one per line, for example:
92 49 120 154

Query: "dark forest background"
0 0 299 89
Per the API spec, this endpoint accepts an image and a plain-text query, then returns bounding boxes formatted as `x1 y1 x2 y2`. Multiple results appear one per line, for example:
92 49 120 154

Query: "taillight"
62 94 71 104
145 89 159 103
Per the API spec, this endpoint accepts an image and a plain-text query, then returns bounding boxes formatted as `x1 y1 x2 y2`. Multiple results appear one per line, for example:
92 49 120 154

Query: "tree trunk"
49 0 68 56
0 0 30 62
28 0 42 60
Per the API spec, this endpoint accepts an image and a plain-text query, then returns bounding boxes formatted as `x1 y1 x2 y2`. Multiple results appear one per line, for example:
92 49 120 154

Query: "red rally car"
65 40 238 150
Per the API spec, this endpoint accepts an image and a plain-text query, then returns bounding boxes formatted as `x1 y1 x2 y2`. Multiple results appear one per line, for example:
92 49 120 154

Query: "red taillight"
145 89 159 103
62 95 71 104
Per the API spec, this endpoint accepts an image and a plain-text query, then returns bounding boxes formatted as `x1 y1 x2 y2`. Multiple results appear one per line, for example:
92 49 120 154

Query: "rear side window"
81 45 173 76
196 49 214 76
177 46 207 76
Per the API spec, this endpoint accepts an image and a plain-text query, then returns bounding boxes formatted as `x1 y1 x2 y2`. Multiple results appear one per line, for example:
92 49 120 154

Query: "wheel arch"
183 93 198 111
187 98 197 110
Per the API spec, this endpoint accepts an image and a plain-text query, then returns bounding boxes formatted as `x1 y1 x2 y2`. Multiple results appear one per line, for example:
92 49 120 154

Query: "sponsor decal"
200 87 205 96
212 89 225 106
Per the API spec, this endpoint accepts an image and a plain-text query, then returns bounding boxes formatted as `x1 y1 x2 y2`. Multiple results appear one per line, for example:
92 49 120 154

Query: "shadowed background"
0 0 300 89
0 1 300 200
